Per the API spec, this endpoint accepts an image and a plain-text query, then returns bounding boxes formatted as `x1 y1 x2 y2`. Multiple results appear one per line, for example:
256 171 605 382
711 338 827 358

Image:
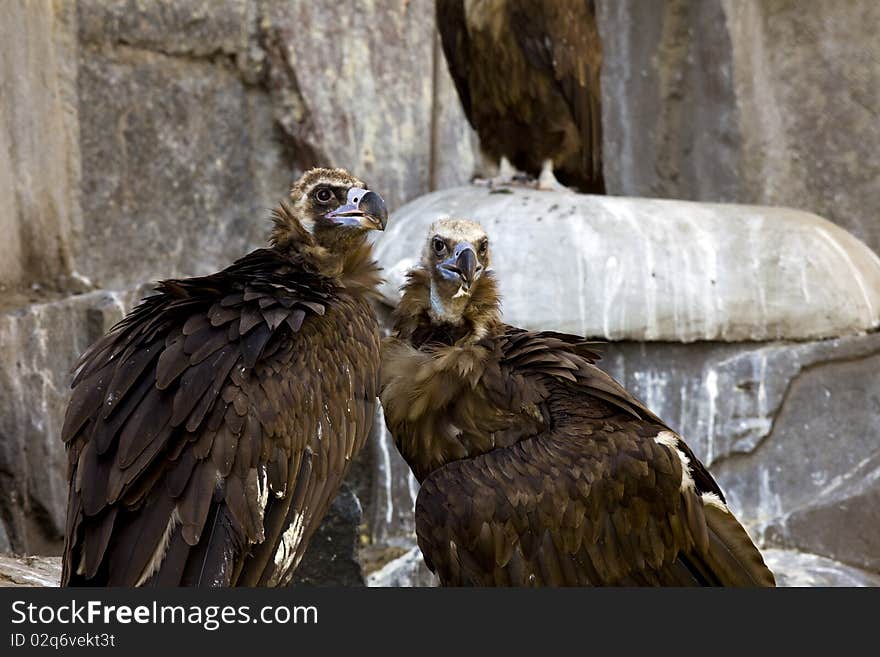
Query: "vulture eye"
314 187 333 204
432 237 447 256
478 239 488 256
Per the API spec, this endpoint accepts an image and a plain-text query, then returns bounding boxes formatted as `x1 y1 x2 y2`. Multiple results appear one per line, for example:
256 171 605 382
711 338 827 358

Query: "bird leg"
473 156 534 190
535 159 570 192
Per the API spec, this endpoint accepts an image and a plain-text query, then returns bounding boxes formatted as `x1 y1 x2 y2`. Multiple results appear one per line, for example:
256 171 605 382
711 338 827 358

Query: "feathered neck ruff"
270 202 382 298
392 267 502 348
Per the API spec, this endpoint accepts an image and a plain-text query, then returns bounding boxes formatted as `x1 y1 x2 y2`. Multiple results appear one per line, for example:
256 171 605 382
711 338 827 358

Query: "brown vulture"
380 218 775 586
61 168 387 587
437 0 604 192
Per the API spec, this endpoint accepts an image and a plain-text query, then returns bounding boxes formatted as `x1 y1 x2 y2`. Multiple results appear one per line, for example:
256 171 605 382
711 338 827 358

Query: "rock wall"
597 0 880 255
0 1 81 293
0 0 477 566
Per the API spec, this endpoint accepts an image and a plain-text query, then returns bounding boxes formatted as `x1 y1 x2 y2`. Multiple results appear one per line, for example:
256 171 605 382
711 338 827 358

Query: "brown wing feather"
382 325 772 586
435 0 603 190
436 0 473 120
416 417 773 586
508 0 604 188
62 248 379 587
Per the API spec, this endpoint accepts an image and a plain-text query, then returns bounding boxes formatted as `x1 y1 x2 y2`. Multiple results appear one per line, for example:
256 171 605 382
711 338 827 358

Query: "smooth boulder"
376 185 880 342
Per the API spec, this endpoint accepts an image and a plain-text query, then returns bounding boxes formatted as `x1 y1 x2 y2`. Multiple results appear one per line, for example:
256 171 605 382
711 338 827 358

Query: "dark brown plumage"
437 0 604 192
61 167 387 587
380 218 775 586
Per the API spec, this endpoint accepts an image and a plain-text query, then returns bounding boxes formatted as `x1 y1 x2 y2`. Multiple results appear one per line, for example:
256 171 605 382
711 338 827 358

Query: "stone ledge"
375 186 880 342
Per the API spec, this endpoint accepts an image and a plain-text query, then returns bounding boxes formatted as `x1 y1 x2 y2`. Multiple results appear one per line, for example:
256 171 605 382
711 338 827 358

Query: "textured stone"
290 484 366 587
75 46 290 290
596 0 742 202
0 0 81 290
0 555 62 588
260 0 477 210
597 0 880 256
366 546 438 588
367 406 419 548
0 286 148 554
7 549 879 588
723 0 880 256
705 342 880 573
762 550 880 587
377 186 880 342
77 0 251 59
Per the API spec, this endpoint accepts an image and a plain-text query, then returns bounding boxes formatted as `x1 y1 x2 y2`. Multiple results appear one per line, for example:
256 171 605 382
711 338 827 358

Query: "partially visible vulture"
61 168 388 586
380 218 775 586
437 0 604 192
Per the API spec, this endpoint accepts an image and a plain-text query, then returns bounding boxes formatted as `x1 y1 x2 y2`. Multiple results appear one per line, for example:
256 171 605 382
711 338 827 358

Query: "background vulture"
61 168 387 586
380 218 775 586
437 0 604 192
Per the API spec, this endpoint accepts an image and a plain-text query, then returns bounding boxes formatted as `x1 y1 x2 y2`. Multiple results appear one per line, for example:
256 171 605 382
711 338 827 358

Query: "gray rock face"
290 484 366 587
77 0 252 58
76 45 288 289
0 1 81 290
0 555 63 588
376 186 880 342
366 546 438 588
762 550 880 587
597 0 742 203
260 0 479 210
367 406 419 548
597 0 880 256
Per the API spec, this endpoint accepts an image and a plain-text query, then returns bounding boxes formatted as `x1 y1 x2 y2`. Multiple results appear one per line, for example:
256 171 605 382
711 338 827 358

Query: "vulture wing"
508 0 603 185
411 328 774 586
436 0 474 121
61 248 378 586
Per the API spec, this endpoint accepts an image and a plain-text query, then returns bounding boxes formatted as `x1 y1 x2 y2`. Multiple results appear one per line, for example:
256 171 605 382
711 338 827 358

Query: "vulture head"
272 167 388 257
421 218 498 332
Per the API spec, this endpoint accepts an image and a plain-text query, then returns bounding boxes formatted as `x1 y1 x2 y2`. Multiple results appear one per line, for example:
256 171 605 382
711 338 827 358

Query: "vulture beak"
440 243 482 290
325 187 388 231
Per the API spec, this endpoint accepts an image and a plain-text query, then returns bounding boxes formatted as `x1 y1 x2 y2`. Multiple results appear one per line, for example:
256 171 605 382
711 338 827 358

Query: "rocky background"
1 0 878 586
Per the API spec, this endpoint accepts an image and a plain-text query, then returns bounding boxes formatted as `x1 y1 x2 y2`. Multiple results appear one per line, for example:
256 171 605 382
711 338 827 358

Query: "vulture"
380 218 776 586
436 0 604 192
61 167 387 587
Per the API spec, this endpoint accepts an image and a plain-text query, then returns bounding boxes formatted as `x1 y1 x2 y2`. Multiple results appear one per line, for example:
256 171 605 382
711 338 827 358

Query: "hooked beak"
325 187 388 231
440 245 481 290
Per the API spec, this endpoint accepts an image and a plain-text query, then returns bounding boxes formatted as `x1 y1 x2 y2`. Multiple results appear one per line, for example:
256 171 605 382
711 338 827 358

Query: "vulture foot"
535 159 572 192
473 156 534 191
